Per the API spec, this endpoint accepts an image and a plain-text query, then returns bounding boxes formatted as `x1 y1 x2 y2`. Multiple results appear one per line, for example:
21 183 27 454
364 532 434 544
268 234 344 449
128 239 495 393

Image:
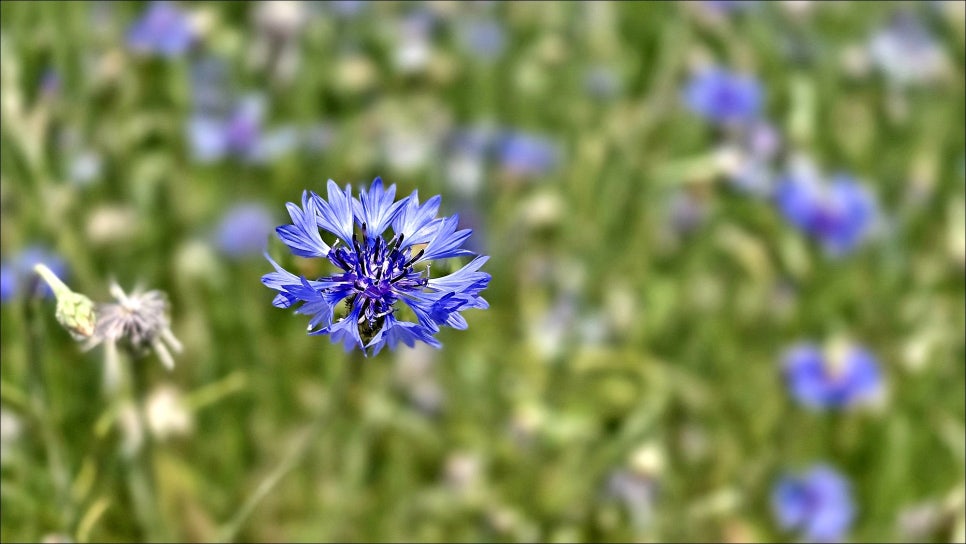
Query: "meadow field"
1 1 964 542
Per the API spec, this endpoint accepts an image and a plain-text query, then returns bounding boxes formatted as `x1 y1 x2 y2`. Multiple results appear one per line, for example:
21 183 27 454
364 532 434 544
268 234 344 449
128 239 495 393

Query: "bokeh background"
1 1 964 542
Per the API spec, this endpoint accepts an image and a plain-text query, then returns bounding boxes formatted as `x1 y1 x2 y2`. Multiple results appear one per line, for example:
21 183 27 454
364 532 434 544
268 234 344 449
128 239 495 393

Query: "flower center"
325 225 428 332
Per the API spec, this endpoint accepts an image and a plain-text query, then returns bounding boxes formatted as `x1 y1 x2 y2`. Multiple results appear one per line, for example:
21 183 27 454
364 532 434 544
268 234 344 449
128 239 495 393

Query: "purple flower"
127 1 195 58
39 68 60 97
683 67 763 125
495 132 559 177
213 203 276 259
782 342 882 410
725 121 782 196
698 0 759 14
869 11 946 87
0 264 16 302
188 96 292 163
1 246 69 302
262 177 490 355
459 19 506 61
775 167 877 256
773 464 855 542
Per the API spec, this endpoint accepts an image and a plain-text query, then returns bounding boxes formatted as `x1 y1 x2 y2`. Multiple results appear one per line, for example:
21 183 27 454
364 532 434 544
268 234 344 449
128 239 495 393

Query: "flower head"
495 132 559 178
213 202 276 259
459 18 506 61
782 341 882 410
262 177 490 355
869 11 946 87
775 165 877 256
34 264 97 341
683 66 763 125
85 282 182 371
773 464 855 542
127 1 195 58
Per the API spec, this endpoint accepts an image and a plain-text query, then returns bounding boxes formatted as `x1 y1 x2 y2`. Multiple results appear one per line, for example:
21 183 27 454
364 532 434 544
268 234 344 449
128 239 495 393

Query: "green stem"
218 353 366 542
117 352 170 542
24 291 75 532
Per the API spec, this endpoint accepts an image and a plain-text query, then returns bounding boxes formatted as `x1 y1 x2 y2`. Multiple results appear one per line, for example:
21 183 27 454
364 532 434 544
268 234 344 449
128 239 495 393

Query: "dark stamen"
387 233 404 254
404 248 425 268
352 234 367 275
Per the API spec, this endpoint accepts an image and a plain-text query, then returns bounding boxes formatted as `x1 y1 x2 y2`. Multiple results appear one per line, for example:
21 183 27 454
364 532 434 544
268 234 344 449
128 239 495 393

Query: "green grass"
1 1 964 542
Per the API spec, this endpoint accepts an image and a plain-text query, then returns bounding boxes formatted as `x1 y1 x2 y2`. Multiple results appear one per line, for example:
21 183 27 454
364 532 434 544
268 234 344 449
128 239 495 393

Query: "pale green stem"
218 354 365 542
115 350 171 542
24 289 75 531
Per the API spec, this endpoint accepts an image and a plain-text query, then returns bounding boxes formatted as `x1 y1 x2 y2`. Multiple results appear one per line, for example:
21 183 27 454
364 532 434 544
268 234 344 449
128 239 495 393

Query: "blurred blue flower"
775 167 877 256
326 0 368 18
698 0 759 14
773 464 855 542
869 11 946 87
0 264 16 302
459 18 506 61
1 246 69 302
584 65 621 100
262 177 490 355
190 56 229 113
188 95 294 164
213 203 276 259
39 68 60 97
127 1 195 58
725 121 782 196
683 67 762 125
782 342 882 410
495 132 559 178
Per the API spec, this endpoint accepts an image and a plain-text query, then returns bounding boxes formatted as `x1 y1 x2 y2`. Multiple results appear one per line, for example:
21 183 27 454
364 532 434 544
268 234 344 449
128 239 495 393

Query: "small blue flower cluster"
682 64 887 542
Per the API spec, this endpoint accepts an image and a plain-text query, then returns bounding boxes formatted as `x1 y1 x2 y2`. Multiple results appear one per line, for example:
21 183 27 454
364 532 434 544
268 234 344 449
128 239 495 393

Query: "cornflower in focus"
212 202 276 259
127 1 195 58
262 177 490 355
775 160 877 256
683 66 763 125
781 340 882 410
773 464 855 542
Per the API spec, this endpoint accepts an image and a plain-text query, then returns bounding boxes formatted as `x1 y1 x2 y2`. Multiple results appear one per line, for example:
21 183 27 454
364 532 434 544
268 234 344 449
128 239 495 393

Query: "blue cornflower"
459 18 506 61
869 11 946 87
0 264 15 302
775 167 877 256
213 203 276 259
773 464 855 542
262 177 490 355
495 132 559 178
782 341 882 410
683 67 763 125
127 1 195 58
0 246 69 302
188 95 294 164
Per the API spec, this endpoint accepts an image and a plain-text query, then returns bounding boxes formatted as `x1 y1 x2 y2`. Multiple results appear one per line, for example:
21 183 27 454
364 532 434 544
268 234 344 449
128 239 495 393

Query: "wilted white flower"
85 282 182 377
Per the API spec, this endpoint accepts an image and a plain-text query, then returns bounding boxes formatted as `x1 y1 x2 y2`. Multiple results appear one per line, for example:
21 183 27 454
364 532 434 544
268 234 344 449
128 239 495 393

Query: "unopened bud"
33 264 96 340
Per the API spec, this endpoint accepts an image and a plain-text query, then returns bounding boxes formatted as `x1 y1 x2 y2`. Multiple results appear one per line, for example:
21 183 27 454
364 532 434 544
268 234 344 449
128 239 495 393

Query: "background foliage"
1 1 964 542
